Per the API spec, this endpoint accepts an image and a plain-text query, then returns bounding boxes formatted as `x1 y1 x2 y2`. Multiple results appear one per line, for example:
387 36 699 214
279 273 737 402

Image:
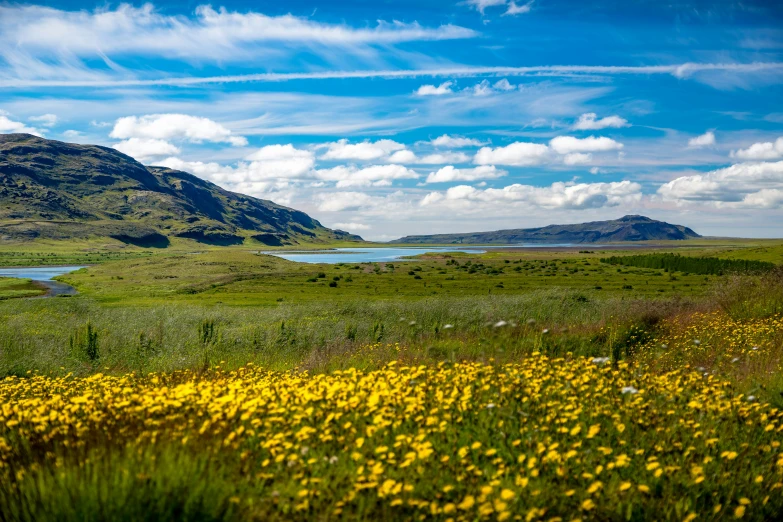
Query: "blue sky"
1 0 782 239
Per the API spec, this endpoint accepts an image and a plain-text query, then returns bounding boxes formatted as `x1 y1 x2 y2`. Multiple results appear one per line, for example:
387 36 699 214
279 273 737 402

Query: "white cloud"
688 131 716 148
62 130 83 139
387 150 418 163
471 80 494 96
110 114 247 146
28 114 58 127
474 142 550 166
465 0 508 14
320 139 405 161
5 63 781 89
549 135 624 154
426 165 506 183
416 81 454 96
421 180 641 209
112 138 181 163
243 144 315 178
0 4 476 79
504 1 534 16
0 114 42 136
431 135 485 148
316 191 381 212
731 137 783 160
572 112 629 130
419 152 471 164
657 160 783 208
493 78 515 91
333 222 371 231
315 164 418 187
563 152 593 165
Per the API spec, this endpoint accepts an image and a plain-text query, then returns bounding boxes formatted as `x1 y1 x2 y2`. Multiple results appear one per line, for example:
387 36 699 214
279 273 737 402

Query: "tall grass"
0 290 697 377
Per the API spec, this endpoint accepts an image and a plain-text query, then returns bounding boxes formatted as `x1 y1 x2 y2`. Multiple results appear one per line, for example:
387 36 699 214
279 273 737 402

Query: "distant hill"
390 215 701 244
0 134 362 247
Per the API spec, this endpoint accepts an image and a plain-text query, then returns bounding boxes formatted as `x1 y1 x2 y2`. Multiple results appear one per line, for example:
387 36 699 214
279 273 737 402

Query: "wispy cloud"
3 62 780 89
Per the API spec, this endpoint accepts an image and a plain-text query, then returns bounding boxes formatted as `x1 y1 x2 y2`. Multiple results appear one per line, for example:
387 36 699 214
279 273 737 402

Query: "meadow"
0 239 782 521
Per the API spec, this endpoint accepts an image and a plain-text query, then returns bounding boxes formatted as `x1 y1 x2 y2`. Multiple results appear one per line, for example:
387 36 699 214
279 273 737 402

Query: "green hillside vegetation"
0 134 361 247
601 253 776 275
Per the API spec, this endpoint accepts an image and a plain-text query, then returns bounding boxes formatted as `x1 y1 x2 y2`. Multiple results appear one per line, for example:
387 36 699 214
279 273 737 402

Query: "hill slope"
0 134 361 246
390 215 701 244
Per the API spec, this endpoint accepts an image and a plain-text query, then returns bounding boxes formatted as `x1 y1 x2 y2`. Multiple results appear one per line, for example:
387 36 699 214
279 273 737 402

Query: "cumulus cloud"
320 139 405 161
549 136 624 154
431 135 485 148
419 152 471 164
426 165 506 183
333 222 371 231
0 114 42 136
315 164 418 187
563 152 592 165
243 144 315 178
474 142 550 166
387 150 418 164
572 112 629 130
316 191 382 212
657 160 783 208
62 130 83 139
731 137 783 160
110 114 247 146
688 131 716 148
28 114 58 127
112 138 181 163
421 180 641 209
415 81 454 96
474 137 622 166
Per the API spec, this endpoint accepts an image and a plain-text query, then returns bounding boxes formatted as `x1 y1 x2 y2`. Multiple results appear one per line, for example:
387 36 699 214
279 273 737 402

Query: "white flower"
486 403 496 409
592 357 610 365
660 344 668 350
693 339 701 346
747 395 756 402
751 345 759 351
408 321 417 326
542 328 550 334
731 357 740 363
443 324 454 329
526 318 536 325
494 320 508 328
621 386 638 394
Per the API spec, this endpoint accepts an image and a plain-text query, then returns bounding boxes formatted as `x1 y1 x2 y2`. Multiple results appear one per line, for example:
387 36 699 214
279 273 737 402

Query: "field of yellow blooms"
2 354 782 521
636 312 783 382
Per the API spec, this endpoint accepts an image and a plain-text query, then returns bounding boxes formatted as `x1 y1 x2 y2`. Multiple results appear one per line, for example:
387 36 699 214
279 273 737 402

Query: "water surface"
265 247 486 264
0 266 87 281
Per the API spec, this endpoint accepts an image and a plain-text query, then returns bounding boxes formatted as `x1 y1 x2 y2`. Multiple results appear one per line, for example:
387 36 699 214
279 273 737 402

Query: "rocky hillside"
391 215 701 244
0 134 362 246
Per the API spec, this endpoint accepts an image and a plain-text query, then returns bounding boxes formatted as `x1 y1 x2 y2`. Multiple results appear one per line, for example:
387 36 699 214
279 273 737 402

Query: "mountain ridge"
390 215 701 244
0 133 362 246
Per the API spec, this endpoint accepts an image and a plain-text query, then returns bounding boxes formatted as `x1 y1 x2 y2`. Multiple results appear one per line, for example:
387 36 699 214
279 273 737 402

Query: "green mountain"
0 133 362 247
390 215 701 244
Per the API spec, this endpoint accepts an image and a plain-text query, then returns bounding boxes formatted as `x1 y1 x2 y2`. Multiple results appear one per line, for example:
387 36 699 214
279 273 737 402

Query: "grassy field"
1 239 782 520
0 277 44 300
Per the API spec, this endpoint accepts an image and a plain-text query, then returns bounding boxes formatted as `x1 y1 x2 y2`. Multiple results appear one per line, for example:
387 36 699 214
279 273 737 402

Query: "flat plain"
1 238 782 521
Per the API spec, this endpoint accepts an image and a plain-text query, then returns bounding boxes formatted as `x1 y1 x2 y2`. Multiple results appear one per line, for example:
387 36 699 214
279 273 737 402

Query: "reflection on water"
0 266 87 281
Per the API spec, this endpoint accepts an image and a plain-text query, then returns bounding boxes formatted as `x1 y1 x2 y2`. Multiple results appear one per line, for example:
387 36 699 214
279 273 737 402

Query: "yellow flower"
500 489 515 500
457 495 475 510
581 499 595 511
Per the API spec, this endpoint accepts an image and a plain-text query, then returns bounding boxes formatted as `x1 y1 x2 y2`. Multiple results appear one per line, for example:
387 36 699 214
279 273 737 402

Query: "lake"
0 266 87 281
264 247 486 264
